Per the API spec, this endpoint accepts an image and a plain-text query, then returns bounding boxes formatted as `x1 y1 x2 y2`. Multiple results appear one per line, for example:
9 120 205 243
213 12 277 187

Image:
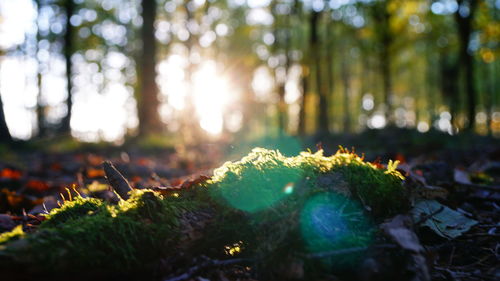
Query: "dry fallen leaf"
411 200 478 239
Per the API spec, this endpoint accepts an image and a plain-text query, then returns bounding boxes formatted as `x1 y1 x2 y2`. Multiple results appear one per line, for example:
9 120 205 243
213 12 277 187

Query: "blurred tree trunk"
271 0 289 136
60 0 75 135
341 48 351 132
295 0 307 136
455 0 478 131
426 50 438 125
486 61 496 136
372 1 393 123
325 19 335 131
137 0 162 136
482 58 496 136
439 53 459 128
0 92 12 142
298 67 309 136
237 66 255 135
311 9 329 133
35 0 46 138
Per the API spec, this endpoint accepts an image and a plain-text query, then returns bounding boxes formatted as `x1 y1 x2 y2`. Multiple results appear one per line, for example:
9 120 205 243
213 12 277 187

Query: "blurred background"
0 0 498 144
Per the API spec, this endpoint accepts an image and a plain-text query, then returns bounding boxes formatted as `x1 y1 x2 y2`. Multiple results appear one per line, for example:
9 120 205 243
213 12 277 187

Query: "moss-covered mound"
0 147 407 278
209 147 406 217
205 148 407 276
0 190 203 275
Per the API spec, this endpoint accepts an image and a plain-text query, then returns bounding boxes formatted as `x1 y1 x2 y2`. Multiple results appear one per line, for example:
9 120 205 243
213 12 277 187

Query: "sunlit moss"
0 225 24 246
0 190 200 273
209 148 307 212
42 196 104 227
209 147 407 217
206 147 406 275
0 147 407 277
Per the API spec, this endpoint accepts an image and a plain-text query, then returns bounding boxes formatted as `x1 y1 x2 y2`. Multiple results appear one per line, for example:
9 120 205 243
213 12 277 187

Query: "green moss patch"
0 147 407 277
1 190 202 273
209 147 407 217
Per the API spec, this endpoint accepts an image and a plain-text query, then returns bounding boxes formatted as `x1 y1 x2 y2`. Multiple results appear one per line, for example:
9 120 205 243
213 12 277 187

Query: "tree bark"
35 0 46 138
271 0 290 136
0 92 12 142
455 0 478 131
298 68 309 136
137 0 162 136
295 0 307 136
326 20 335 130
439 53 459 128
380 5 392 123
311 10 329 133
372 1 393 123
60 0 75 135
341 50 351 132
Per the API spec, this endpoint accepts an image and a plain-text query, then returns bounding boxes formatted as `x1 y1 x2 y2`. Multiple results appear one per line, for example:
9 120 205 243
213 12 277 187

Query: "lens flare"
300 192 373 268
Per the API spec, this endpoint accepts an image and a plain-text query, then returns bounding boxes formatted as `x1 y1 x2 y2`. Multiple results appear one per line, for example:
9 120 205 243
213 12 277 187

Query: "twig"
163 258 250 281
102 161 133 200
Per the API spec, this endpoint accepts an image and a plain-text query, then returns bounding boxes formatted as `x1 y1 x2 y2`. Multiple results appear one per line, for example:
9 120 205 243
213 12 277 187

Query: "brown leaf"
0 168 22 180
25 180 50 192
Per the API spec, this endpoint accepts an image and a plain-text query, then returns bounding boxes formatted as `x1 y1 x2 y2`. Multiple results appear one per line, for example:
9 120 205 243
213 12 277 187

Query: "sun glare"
158 57 236 136
192 61 233 135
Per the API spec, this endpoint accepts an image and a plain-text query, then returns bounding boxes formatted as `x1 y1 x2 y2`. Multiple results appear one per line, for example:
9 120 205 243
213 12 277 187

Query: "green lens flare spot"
300 192 374 268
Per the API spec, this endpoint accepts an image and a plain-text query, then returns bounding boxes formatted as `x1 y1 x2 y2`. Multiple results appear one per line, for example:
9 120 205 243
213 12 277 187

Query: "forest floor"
0 128 499 281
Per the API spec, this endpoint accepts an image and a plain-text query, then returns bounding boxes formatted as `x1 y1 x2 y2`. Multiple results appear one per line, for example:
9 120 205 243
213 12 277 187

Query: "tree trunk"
0 92 12 142
311 10 329 133
486 61 496 136
372 0 393 124
326 20 335 131
341 50 351 132
455 0 478 131
439 53 459 128
298 67 309 136
426 50 438 125
35 0 46 138
295 0 307 136
60 0 75 134
137 0 162 136
271 1 290 136
380 7 392 123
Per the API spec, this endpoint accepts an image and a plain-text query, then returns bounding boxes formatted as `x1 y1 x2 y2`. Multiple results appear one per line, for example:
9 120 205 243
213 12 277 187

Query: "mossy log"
0 148 407 279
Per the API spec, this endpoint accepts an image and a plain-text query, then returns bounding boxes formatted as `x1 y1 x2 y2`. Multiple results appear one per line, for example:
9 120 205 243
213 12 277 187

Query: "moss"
0 190 201 273
0 147 406 277
209 147 406 217
0 225 24 246
42 196 104 227
205 147 406 275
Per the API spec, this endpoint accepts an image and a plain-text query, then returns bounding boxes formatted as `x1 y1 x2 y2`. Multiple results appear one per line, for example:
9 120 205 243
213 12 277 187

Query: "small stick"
102 161 133 200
